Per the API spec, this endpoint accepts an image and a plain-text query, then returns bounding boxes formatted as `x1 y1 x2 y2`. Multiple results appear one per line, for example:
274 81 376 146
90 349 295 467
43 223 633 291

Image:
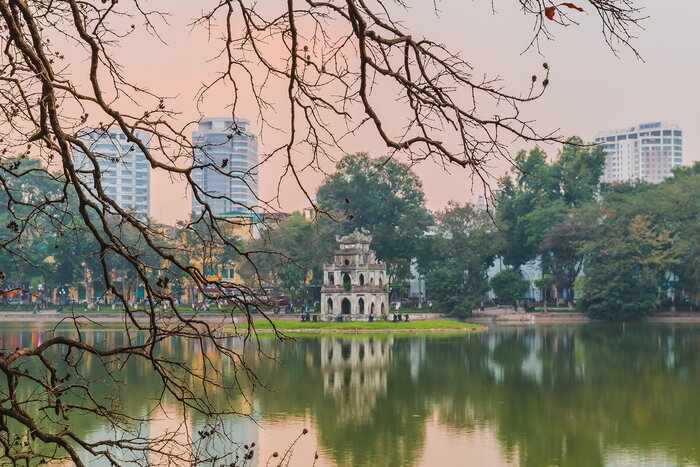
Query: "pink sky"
62 1 700 225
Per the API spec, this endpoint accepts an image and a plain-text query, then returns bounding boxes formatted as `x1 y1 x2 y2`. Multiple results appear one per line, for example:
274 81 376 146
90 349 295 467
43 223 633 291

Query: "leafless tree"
0 1 643 465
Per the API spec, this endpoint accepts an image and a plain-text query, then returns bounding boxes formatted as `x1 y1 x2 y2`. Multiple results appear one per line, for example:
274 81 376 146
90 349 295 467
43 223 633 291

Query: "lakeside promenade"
1 309 699 324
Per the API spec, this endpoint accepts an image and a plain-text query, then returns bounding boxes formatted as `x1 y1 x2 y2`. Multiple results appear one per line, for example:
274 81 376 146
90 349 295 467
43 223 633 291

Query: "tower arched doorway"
358 298 365 314
327 298 333 313
341 298 351 315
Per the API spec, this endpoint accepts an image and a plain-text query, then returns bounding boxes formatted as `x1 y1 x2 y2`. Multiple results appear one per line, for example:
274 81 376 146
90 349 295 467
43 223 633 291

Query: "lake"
1 322 699 466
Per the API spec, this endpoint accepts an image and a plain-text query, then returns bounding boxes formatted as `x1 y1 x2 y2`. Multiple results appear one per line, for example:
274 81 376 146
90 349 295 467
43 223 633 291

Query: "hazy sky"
80 1 699 224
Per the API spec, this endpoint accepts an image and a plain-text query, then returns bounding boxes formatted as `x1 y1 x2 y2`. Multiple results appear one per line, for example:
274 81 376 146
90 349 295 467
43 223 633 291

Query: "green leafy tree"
534 274 554 312
239 213 336 303
316 153 432 293
577 163 700 317
0 157 97 303
496 138 605 306
577 211 681 320
423 202 498 317
490 269 529 310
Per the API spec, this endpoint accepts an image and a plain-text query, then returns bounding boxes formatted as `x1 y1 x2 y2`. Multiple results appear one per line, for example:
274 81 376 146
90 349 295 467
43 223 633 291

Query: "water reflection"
321 338 392 421
2 323 700 466
254 325 700 467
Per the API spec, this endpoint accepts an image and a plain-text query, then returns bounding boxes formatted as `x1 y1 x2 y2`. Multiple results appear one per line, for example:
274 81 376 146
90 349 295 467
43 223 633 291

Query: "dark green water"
2 323 699 466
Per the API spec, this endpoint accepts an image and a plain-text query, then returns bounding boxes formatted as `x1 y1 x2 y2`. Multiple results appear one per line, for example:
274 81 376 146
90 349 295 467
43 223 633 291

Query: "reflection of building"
595 121 683 184
321 233 389 320
321 337 393 420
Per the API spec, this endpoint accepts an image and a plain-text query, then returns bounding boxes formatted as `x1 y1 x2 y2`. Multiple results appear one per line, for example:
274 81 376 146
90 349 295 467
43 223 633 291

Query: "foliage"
239 213 336 300
576 261 658 321
426 265 475 318
496 138 606 305
490 269 529 310
316 153 433 293
422 203 498 317
533 274 554 296
577 166 700 319
534 274 554 311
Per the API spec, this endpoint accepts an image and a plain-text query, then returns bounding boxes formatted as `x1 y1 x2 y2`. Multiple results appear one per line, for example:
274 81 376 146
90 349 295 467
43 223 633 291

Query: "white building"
321 233 389 320
73 128 151 218
191 117 259 217
595 122 683 184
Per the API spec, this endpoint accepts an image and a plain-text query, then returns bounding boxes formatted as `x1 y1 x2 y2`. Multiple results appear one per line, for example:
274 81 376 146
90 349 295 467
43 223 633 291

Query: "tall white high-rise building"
73 128 151 218
595 122 683 184
191 118 258 217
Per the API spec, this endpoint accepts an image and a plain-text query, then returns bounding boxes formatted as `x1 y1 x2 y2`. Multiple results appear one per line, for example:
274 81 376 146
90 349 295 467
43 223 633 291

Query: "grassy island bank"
233 319 485 334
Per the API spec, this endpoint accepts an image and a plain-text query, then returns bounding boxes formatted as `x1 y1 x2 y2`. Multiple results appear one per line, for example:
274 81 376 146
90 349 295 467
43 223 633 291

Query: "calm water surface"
2 323 699 466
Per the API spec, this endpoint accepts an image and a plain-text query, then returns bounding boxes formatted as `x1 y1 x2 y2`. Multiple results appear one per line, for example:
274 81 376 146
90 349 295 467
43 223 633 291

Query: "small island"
232 319 485 334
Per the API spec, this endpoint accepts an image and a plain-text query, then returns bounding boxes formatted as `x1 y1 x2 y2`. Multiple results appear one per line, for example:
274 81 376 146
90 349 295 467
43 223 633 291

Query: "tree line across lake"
2 141 699 320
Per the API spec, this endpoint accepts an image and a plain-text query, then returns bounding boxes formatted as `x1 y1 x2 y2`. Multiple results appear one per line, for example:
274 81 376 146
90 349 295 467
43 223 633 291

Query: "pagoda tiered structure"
321 233 389 321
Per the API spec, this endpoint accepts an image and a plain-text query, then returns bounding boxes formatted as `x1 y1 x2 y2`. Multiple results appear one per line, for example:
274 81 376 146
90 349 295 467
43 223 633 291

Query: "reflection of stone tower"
320 337 393 421
321 233 389 321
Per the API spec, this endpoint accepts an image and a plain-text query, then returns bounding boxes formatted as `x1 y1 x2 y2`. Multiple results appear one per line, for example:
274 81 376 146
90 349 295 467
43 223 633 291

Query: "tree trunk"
567 288 575 310
542 289 548 313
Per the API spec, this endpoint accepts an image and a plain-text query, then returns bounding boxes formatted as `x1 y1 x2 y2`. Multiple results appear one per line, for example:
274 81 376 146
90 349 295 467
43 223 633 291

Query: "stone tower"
321 233 389 321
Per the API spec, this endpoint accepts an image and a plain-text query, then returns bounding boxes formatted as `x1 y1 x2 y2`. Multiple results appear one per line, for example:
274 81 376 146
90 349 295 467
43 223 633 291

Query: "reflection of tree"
251 327 700 467
0 326 254 465
6 325 700 466
253 337 428 467
420 325 700 467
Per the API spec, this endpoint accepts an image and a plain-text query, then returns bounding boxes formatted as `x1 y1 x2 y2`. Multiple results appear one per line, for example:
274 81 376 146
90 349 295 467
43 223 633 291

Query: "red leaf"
560 2 584 12
544 6 556 20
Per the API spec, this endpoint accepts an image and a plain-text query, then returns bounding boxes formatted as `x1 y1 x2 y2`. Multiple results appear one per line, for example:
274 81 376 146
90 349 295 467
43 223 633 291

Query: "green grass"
255 330 478 339
240 319 483 332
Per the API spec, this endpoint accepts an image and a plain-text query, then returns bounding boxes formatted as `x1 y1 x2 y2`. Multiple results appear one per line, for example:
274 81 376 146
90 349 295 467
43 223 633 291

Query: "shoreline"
243 327 484 334
2 311 700 325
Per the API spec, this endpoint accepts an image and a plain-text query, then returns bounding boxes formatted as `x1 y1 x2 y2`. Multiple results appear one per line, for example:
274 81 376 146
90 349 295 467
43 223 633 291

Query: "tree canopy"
421 202 498 317
317 153 433 292
496 139 606 306
490 269 530 310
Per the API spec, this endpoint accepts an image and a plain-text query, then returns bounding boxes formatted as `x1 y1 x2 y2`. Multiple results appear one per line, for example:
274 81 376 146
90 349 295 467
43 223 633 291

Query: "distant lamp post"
57 287 67 312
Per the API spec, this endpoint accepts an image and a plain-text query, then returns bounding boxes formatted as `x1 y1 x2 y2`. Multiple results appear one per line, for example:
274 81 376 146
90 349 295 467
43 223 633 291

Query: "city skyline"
132 1 699 225
74 116 692 225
